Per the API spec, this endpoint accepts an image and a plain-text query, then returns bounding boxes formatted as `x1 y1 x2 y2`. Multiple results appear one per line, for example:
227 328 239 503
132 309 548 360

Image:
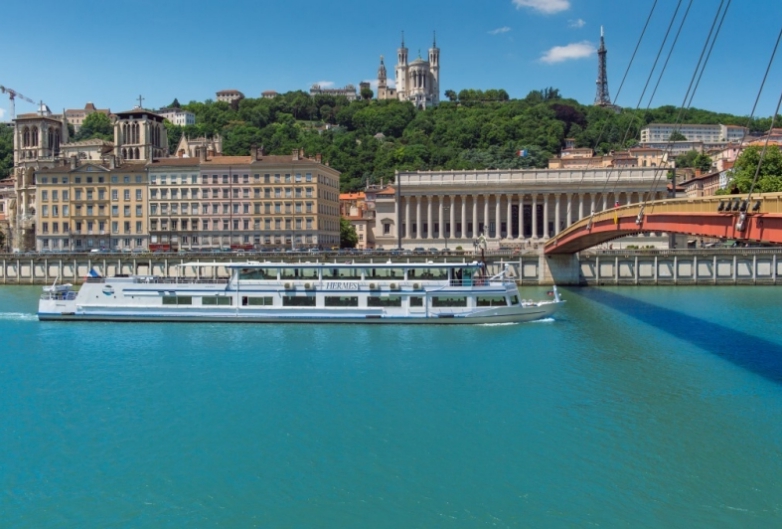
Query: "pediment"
70 163 109 173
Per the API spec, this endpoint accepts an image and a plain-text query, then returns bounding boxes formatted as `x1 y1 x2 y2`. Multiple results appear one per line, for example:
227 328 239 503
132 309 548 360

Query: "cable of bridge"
562 0 661 227
638 0 732 224
583 0 692 231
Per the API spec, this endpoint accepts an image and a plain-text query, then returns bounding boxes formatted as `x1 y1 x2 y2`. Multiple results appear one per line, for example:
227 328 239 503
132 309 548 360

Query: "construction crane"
0 85 36 120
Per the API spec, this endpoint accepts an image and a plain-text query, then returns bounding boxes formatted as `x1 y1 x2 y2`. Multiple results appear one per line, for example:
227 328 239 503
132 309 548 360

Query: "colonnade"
399 191 664 242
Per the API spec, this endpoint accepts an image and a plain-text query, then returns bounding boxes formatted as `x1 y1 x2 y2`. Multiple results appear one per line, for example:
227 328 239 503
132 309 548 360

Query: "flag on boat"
88 268 101 278
516 149 529 157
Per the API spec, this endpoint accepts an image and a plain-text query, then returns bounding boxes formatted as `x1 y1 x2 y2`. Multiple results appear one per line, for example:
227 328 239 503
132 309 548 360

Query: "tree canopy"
340 218 358 248
724 145 782 193
74 112 113 142
675 150 712 172
0 88 776 191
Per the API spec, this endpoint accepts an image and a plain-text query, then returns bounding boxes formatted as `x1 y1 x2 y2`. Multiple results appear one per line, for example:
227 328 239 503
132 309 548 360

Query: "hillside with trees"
1 89 777 191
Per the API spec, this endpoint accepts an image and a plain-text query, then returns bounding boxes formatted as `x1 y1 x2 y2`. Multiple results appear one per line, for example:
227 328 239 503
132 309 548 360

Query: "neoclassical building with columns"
373 168 667 249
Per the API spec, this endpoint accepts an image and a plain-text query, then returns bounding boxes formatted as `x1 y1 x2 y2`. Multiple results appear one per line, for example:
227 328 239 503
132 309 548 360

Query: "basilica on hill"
376 33 440 109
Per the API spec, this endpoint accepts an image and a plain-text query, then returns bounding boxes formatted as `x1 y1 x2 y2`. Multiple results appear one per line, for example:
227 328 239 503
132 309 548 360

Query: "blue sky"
0 0 780 120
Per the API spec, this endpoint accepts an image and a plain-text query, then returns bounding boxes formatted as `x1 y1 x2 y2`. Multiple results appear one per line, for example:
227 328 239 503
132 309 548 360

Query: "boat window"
282 296 317 307
202 296 232 306
364 268 405 280
325 296 359 307
407 268 449 280
409 296 424 307
162 296 193 305
476 296 508 307
280 267 319 280
239 268 275 280
510 295 520 305
322 267 362 281
242 296 273 306
367 296 402 307
432 296 468 308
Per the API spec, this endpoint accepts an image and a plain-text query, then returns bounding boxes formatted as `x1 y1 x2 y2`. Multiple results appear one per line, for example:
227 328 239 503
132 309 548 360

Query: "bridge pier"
540 254 583 286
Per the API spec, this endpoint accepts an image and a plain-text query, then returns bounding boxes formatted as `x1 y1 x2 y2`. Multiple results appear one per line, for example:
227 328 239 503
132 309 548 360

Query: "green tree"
0 228 5 251
726 145 782 193
360 87 374 101
340 217 358 248
669 130 687 141
75 112 113 142
444 89 457 102
675 150 712 172
0 124 13 179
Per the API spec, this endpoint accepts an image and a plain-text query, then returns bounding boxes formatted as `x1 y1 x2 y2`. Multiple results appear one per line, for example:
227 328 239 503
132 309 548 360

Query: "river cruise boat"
38 261 562 324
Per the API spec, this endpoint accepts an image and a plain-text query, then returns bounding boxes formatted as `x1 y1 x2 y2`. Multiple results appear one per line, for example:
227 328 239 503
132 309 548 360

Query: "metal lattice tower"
595 26 611 107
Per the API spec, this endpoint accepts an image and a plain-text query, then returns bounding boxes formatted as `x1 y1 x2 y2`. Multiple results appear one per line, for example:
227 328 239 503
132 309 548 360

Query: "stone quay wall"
1 249 781 286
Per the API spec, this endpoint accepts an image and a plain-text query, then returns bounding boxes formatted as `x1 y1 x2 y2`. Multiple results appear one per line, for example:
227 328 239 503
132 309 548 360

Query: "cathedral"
377 33 440 109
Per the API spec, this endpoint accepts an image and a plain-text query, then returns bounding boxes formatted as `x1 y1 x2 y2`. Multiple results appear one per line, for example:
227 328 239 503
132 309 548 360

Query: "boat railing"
40 291 78 301
132 277 229 285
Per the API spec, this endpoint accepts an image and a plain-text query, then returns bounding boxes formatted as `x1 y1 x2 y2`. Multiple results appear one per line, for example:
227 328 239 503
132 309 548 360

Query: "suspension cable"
562 0 660 226
586 0 690 227
642 0 731 216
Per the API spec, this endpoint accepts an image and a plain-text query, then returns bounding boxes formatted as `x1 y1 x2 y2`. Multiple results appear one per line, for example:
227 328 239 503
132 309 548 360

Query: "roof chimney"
315 153 322 163
199 146 207 162
292 148 300 161
109 155 117 169
69 155 77 170
250 143 258 161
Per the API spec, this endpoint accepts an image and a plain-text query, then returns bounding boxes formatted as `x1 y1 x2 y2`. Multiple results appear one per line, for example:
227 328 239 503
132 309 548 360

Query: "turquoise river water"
1 286 781 527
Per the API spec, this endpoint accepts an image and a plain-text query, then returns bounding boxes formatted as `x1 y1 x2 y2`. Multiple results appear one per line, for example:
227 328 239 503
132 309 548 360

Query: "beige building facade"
373 168 667 250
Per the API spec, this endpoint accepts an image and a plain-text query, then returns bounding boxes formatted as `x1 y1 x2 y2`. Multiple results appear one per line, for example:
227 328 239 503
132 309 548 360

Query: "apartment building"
35 160 148 251
147 159 201 251
148 147 341 250
640 123 747 144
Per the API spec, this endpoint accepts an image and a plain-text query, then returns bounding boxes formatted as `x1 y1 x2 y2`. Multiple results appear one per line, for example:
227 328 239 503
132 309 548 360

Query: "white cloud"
512 0 570 14
569 18 586 28
540 41 596 63
313 80 334 88
489 26 512 35
0 108 5 121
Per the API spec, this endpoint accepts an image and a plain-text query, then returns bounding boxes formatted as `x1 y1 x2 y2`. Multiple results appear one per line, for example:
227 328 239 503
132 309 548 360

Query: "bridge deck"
545 193 782 255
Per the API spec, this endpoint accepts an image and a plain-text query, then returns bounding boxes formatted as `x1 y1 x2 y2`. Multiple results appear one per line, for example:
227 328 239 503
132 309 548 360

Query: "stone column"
506 195 512 239
472 196 478 238
495 195 501 238
590 194 596 216
603 193 608 211
532 194 538 239
438 196 444 241
405 196 411 240
518 194 524 239
543 194 550 239
483 195 489 237
415 196 421 239
555 193 561 235
450 197 456 239
460 196 466 239
578 193 584 220
426 196 432 239
566 193 573 227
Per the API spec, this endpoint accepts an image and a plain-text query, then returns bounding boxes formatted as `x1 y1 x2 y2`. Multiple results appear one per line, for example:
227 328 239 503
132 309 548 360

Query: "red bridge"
544 193 782 255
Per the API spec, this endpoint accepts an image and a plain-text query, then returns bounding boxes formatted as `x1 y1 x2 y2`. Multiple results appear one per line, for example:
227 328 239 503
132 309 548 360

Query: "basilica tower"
428 32 440 106
395 32 409 100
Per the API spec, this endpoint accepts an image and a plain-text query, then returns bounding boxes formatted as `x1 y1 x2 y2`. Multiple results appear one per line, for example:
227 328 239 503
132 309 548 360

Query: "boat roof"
176 261 485 269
